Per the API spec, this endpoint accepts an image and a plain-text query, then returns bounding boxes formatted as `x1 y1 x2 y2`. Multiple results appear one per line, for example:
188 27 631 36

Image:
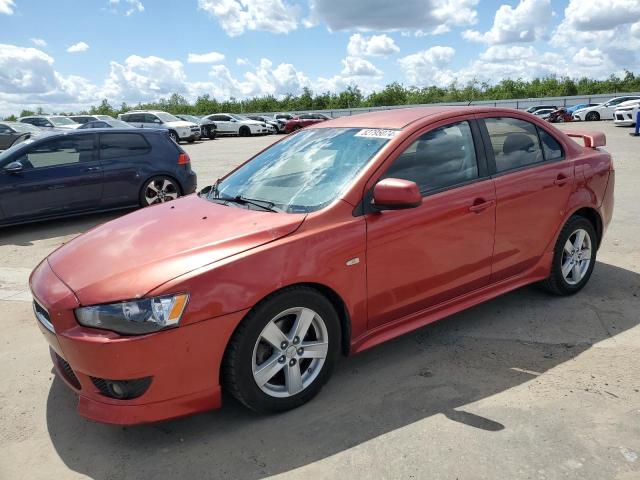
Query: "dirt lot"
1 122 639 480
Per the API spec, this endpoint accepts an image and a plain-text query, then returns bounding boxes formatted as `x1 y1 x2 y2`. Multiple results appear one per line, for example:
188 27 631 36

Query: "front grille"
91 376 152 400
54 352 81 390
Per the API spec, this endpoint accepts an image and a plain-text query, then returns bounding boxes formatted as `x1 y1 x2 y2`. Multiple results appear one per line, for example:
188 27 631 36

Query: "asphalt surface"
1 123 639 480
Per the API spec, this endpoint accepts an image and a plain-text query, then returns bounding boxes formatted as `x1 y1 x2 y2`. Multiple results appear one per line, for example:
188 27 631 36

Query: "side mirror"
372 178 422 211
153 119 162 124
230 119 237 122
3 161 23 174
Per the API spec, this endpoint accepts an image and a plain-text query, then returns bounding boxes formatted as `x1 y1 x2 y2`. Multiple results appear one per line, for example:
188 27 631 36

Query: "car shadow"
0 211 129 247
45 262 639 479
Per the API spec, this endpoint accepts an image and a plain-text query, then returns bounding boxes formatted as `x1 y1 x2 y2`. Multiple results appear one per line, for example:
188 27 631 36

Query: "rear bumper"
30 260 247 425
180 169 198 194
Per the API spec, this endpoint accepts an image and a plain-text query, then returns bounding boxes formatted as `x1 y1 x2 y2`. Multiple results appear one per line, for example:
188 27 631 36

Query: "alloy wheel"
561 228 592 285
252 307 328 398
144 178 179 206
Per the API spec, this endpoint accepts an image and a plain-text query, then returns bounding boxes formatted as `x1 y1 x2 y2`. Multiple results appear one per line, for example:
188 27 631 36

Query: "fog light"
91 376 152 400
107 381 127 399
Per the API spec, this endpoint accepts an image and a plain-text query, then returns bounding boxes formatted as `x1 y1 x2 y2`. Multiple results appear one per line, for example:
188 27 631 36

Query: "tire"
539 216 597 296
208 129 217 140
139 175 181 207
586 111 600 121
222 286 341 413
239 126 251 137
168 130 179 143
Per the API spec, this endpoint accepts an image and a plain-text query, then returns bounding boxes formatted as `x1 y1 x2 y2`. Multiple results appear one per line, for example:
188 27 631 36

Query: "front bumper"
30 260 247 425
613 111 637 126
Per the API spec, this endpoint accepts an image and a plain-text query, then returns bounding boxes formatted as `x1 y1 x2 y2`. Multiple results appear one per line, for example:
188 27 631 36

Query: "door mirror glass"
372 178 422 210
3 161 23 173
153 118 161 124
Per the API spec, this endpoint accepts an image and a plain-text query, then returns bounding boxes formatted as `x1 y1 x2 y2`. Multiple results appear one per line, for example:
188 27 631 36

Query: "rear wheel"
222 287 341 413
586 111 600 121
140 175 181 207
540 216 597 295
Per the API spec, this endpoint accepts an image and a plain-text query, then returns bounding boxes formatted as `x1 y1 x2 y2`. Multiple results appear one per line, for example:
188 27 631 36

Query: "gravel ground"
0 123 638 480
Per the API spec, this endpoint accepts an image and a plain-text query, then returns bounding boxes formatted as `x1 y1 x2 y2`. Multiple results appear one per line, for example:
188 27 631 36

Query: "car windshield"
210 127 393 213
155 112 181 123
50 116 77 126
229 114 249 121
95 115 114 120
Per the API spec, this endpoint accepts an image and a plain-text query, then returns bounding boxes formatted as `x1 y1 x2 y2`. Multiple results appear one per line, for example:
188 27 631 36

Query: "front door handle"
469 199 495 213
85 166 101 172
553 174 569 186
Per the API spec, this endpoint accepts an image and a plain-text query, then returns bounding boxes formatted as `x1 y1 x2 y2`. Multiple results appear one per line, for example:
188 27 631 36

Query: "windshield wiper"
231 195 284 213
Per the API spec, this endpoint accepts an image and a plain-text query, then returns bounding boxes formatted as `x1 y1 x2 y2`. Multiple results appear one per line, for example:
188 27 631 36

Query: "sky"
0 0 639 116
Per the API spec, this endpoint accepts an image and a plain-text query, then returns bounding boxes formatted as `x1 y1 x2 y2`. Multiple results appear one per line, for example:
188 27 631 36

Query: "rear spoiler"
565 130 606 149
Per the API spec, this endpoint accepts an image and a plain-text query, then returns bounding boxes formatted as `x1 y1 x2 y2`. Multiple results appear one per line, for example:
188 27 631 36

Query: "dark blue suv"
0 129 197 227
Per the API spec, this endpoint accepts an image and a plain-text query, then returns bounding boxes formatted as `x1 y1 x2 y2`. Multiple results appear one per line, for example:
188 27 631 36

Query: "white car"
118 111 200 143
202 113 270 136
532 108 555 120
572 95 640 121
613 99 640 127
18 115 81 130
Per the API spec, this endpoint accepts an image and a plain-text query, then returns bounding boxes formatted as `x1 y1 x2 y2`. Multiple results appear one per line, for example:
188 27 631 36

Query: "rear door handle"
469 199 495 213
85 166 101 172
553 174 569 186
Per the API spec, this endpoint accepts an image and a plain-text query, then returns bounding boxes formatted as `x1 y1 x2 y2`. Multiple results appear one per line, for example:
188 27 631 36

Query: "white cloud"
198 0 298 36
308 0 477 33
0 44 99 115
104 55 189 102
0 0 14 15
31 38 47 47
108 0 144 16
463 0 551 44
341 56 383 77
563 0 640 32
187 51 225 63
236 57 250 66
67 42 90 53
398 46 456 85
347 34 399 57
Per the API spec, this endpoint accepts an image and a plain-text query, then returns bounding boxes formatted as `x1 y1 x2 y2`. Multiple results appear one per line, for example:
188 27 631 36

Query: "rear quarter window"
100 133 151 160
537 128 564 161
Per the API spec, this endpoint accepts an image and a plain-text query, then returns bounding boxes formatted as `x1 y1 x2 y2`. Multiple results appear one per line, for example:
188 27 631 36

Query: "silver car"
118 111 200 143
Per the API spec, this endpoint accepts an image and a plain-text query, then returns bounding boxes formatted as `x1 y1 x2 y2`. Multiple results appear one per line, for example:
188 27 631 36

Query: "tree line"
6 71 640 120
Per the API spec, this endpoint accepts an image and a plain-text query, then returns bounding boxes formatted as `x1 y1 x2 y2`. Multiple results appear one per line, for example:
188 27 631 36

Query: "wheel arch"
571 206 603 249
223 282 352 362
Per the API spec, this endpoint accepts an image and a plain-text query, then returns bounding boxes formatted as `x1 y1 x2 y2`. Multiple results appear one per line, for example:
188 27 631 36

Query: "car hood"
166 120 197 128
47 195 306 305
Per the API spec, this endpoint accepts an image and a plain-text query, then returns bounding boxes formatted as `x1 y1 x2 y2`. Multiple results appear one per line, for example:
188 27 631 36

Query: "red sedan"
30 107 614 424
283 112 331 133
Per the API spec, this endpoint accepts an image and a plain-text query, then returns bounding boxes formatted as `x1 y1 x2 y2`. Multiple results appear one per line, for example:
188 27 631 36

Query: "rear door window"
100 133 151 159
484 117 544 173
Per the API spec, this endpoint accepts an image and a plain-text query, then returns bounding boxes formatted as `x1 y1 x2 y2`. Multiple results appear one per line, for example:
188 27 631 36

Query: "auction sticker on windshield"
354 129 399 139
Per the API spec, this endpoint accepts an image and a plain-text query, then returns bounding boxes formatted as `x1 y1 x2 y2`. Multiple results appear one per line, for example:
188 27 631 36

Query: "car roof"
312 106 526 130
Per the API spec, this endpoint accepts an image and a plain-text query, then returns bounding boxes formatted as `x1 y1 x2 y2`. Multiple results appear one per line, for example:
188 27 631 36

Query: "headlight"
75 293 189 335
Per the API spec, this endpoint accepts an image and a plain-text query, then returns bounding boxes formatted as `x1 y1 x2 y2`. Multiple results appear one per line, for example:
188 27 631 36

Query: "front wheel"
540 216 597 295
586 111 600 121
140 175 181 207
222 287 341 413
168 131 179 143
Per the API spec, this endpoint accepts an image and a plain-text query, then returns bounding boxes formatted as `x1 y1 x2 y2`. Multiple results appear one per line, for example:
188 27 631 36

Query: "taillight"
178 153 190 165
